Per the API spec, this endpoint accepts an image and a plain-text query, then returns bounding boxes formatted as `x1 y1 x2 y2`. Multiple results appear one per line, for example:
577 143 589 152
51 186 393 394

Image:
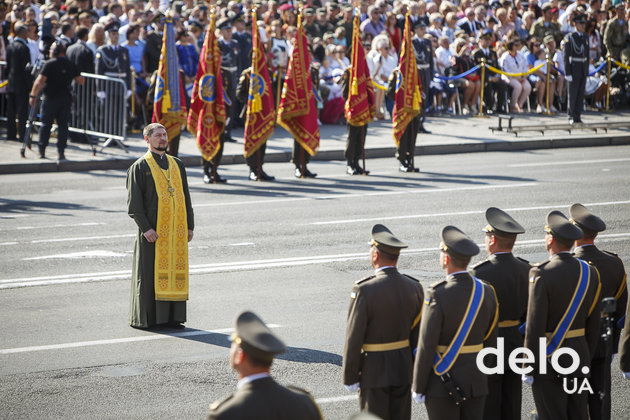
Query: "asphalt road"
1 145 629 419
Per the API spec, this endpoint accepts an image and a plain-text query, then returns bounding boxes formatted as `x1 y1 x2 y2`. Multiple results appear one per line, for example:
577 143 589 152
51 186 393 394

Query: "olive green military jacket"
530 18 563 44
412 272 499 398
524 252 601 376
207 376 321 420
343 267 424 388
573 245 627 358
472 253 530 353
603 18 629 60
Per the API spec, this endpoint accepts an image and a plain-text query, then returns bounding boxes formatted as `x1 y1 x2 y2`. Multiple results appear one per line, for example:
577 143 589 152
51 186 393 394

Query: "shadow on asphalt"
0 198 101 215
155 328 342 366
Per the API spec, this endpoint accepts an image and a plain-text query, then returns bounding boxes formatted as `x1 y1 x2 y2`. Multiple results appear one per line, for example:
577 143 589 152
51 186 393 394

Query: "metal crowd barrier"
70 72 128 152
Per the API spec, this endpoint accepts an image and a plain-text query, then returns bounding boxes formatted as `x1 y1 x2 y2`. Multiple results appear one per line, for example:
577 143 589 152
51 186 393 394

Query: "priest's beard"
156 146 168 151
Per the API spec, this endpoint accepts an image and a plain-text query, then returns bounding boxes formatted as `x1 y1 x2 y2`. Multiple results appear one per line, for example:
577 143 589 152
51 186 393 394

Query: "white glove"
97 91 106 99
522 374 534 385
126 90 132 99
345 382 360 392
623 372 630 380
565 75 573 82
412 392 426 404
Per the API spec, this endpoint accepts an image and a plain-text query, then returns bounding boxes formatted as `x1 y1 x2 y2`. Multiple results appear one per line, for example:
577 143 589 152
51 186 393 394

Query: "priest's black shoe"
212 174 227 183
303 167 317 178
260 170 275 181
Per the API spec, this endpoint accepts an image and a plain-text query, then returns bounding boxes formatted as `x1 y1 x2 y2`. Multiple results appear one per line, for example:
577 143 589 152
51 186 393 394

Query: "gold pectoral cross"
168 185 175 197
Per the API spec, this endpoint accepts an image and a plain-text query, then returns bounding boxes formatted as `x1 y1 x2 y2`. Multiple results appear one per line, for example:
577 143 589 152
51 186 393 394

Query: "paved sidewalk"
1 109 629 174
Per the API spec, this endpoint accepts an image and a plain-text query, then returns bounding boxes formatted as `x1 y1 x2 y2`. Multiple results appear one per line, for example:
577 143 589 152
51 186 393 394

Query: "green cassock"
126 151 195 328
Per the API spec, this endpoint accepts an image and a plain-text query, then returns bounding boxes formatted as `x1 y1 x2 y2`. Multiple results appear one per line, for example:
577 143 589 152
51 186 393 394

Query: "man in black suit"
457 7 478 36
206 311 321 419
5 22 32 142
142 12 164 75
471 30 508 114
66 25 95 73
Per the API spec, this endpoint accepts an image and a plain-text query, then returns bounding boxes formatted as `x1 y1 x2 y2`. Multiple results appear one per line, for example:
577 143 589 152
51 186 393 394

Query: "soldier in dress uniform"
411 20 431 134
96 21 132 94
472 29 508 114
341 67 369 175
343 224 424 420
412 226 498 420
471 208 529 420
603 0 628 61
218 17 240 143
523 211 601 420
569 203 628 420
206 311 322 420
563 13 589 124
202 67 233 184
235 66 275 181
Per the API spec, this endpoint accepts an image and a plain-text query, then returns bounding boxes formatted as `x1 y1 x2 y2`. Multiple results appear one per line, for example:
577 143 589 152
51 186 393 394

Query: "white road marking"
2 233 629 289
23 250 128 261
0 242 18 246
194 182 538 208
315 395 358 404
31 233 135 244
311 200 630 225
0 325 281 355
508 157 630 168
14 222 105 231
0 214 29 219
229 242 255 246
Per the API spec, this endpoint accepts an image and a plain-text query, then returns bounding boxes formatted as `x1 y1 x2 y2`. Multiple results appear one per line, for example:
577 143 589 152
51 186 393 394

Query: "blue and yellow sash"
433 276 484 375
545 258 590 356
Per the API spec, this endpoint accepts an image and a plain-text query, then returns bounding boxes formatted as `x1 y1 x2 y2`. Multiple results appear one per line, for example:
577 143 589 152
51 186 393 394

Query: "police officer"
569 203 628 420
523 211 601 420
218 17 240 142
29 42 85 160
5 22 32 143
411 20 431 134
603 0 628 61
343 224 424 420
471 208 529 420
202 67 233 184
96 22 132 89
341 67 370 176
563 13 589 124
206 311 322 419
412 226 498 420
235 66 275 182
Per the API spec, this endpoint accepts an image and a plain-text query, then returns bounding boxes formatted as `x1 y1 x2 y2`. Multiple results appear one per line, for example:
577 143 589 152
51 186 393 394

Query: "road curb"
2 134 630 175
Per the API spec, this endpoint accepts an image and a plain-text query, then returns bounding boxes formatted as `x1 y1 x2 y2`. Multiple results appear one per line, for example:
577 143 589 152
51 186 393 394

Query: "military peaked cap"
483 207 525 235
441 225 479 257
104 21 120 32
545 210 583 241
232 311 286 363
569 203 606 233
217 17 232 30
370 224 407 256
573 13 587 23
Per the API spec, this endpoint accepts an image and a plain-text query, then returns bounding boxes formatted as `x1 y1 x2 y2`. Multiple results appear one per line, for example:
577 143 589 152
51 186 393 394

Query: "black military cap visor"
231 311 286 363
569 203 606 233
545 210 584 241
370 224 407 256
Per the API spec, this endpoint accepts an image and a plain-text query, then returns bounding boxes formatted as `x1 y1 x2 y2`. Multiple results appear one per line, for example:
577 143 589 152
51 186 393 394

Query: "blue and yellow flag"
153 14 188 142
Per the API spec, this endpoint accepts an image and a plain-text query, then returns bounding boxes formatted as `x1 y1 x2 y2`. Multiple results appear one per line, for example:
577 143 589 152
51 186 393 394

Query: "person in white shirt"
434 36 457 114
368 35 398 119
500 38 531 113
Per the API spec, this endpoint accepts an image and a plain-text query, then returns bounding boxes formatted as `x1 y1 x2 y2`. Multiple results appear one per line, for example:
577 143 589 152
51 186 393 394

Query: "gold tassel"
351 76 358 95
162 88 171 113
252 92 262 113
413 85 421 111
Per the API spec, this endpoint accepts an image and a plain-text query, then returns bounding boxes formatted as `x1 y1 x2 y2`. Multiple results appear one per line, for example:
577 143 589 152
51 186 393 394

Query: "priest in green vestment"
127 123 195 329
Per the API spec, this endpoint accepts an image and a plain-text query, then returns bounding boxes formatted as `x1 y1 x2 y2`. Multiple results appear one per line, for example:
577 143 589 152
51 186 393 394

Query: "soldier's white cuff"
412 392 426 404
623 372 630 380
522 374 534 385
565 75 573 82
345 382 360 392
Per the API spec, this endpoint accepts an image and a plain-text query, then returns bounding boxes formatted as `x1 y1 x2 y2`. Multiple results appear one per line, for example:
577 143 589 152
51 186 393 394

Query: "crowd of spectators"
1 0 630 136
